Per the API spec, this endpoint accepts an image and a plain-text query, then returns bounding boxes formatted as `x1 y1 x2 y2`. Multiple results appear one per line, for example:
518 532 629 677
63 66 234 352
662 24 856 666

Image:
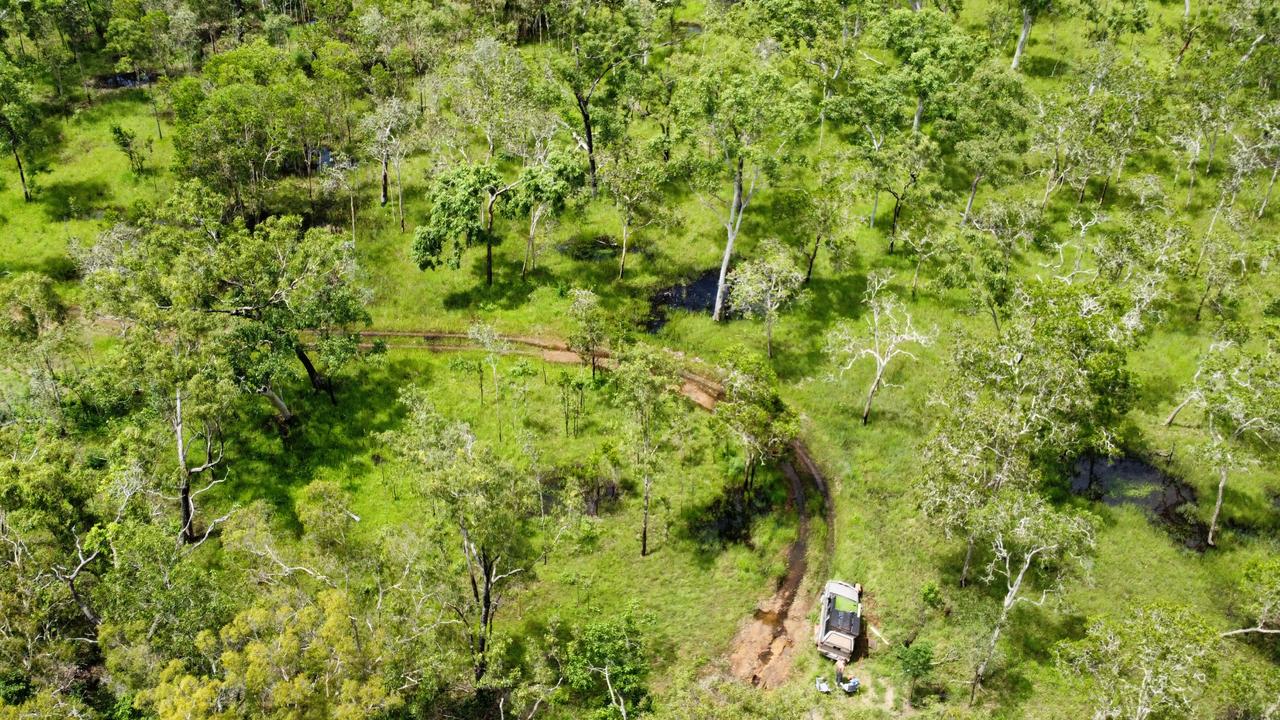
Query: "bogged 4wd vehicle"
814 580 863 661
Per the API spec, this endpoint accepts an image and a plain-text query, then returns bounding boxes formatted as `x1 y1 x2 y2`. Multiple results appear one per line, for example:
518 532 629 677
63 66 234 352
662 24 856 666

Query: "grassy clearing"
209 348 795 694
4 1 1279 713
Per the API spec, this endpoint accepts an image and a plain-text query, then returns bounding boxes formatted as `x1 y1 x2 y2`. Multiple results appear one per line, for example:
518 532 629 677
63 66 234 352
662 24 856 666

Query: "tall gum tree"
0 55 38 202
825 271 933 424
414 163 522 287
675 25 805 321
551 0 651 192
969 491 1095 704
880 8 984 134
382 388 537 683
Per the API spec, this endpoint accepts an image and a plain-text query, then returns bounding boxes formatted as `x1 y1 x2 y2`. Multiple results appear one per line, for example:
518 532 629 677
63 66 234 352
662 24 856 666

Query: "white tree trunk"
971 555 1031 704
1207 466 1227 546
962 173 981 225
1011 9 1033 70
713 161 746 322
1258 160 1279 219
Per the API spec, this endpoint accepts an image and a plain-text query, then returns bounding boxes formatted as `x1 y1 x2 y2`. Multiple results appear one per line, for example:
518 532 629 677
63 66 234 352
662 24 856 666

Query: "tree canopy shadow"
221 356 425 529
36 178 112 222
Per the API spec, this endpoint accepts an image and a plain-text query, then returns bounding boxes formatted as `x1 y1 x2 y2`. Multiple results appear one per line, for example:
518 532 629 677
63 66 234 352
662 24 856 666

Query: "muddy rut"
354 328 832 687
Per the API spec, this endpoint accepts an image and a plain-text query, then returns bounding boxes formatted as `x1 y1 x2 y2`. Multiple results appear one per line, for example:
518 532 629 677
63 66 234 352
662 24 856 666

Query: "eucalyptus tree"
567 289 608 377
880 8 985 133
451 37 540 162
468 322 512 441
954 282 1139 460
675 30 806 321
608 344 677 557
414 163 523 287
0 53 37 201
728 238 806 358
563 609 654 719
105 0 165 137
75 187 240 543
714 352 797 497
826 271 933 424
1164 339 1278 545
0 273 80 430
798 162 859 282
312 39 363 146
511 151 580 279
1006 0 1069 70
170 40 320 220
876 132 942 247
384 387 538 683
749 0 863 138
969 491 1095 703
1237 101 1280 218
827 71 908 227
77 181 369 476
921 389 1041 586
1060 604 1217 720
1223 557 1280 638
360 96 415 228
937 64 1030 225
599 139 667 280
1164 340 1280 442
551 0 651 191
0 432 106 705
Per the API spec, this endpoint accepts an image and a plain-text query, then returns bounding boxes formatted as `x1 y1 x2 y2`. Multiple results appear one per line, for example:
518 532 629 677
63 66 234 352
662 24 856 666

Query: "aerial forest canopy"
1 0 1279 717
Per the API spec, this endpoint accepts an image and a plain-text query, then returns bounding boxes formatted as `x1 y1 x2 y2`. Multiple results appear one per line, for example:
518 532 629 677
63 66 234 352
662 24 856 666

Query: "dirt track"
353 328 831 687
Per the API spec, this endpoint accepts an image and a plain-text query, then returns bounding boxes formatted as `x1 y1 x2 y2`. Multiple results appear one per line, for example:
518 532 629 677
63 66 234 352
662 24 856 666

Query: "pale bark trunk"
713 158 746 322
395 155 405 231
348 191 357 246
1207 466 1227 546
970 555 1031 704
913 95 924 133
174 389 197 544
1258 160 1279 218
618 216 630 280
1011 9 1033 71
524 204 545 279
960 534 975 586
261 385 294 423
1164 394 1195 426
862 366 885 425
962 173 981 225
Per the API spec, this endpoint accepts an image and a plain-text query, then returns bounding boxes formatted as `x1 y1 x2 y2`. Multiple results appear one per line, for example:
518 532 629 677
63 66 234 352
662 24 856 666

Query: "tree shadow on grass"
982 605 1087 712
675 467 789 569
442 255 547 311
37 178 112 222
771 271 869 382
1018 53 1069 80
221 357 426 529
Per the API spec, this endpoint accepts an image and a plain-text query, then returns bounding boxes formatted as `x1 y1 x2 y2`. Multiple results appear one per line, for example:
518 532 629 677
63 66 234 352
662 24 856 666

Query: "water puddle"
645 269 720 332
1070 454 1207 551
93 71 154 89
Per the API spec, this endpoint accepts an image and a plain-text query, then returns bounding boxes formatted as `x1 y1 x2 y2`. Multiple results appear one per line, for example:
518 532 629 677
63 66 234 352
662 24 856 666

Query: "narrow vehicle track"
355 327 832 687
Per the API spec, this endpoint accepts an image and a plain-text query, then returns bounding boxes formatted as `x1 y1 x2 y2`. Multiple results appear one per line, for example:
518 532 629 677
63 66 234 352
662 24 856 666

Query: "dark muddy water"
645 269 720 332
1070 454 1208 551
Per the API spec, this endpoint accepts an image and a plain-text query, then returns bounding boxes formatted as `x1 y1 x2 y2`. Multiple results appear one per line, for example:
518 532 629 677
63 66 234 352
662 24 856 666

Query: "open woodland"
1 0 1279 716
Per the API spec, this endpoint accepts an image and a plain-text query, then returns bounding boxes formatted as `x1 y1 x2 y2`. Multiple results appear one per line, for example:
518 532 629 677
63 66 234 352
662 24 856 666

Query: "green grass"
207 348 795 696
4 2 1280 714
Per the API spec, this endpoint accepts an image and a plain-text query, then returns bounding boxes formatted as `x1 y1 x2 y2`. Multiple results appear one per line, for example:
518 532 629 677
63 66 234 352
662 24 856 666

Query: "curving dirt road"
355 328 832 687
